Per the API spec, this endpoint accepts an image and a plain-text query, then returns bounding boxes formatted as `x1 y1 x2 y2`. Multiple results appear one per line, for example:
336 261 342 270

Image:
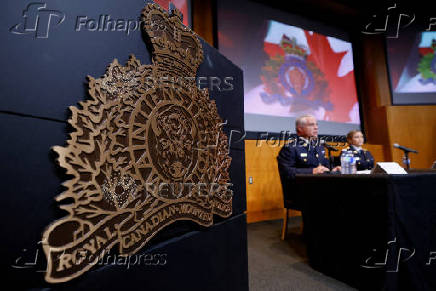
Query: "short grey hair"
295 114 315 129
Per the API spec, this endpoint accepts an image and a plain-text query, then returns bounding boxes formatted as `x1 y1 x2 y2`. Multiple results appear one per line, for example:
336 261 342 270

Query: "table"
295 173 436 291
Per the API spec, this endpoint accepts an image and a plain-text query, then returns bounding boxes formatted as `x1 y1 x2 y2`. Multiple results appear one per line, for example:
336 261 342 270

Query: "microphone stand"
321 146 333 171
402 151 411 170
320 141 337 171
394 144 418 170
327 147 333 171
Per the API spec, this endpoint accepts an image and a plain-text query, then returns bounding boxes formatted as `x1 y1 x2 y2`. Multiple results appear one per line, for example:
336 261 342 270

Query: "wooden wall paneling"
358 35 436 169
192 0 215 46
387 106 436 168
356 35 392 147
244 140 302 223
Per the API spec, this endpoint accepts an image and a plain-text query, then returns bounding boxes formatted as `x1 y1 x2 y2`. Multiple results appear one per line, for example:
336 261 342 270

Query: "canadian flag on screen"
257 20 359 123
154 0 189 26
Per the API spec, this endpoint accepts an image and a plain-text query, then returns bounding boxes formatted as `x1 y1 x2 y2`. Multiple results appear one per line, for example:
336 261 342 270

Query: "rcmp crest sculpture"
42 3 233 283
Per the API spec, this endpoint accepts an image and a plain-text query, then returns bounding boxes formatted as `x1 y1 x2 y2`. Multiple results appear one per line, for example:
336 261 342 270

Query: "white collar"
298 136 317 143
299 136 309 143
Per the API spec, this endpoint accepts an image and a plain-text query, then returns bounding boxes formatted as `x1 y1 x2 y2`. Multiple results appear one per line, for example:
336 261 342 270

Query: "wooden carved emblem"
42 3 232 283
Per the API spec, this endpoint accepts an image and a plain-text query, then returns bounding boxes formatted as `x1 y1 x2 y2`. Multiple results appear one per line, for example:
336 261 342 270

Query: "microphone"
393 143 418 154
320 140 339 152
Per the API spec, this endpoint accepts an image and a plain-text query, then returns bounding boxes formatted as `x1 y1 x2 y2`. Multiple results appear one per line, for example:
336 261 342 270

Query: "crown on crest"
280 35 308 58
141 3 203 77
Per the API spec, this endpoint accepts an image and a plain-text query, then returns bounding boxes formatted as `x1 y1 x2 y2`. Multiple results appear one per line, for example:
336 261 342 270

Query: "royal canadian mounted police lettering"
42 3 233 283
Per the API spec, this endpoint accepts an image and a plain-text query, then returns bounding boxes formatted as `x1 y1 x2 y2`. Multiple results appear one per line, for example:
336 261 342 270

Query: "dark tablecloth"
295 173 436 291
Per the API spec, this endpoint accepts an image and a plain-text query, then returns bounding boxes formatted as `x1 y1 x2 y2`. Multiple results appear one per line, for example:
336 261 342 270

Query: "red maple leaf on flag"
154 0 189 26
304 31 358 122
264 42 285 57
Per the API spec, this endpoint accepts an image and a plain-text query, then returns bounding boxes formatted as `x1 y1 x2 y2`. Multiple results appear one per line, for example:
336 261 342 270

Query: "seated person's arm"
278 146 328 176
357 150 375 170
367 151 375 169
319 148 339 172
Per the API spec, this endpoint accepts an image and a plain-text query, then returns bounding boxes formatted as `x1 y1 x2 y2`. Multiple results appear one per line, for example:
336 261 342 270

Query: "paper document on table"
370 162 408 174
356 170 371 174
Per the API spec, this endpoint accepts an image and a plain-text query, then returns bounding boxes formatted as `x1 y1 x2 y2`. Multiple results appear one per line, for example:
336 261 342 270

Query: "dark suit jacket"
277 137 330 206
341 145 375 170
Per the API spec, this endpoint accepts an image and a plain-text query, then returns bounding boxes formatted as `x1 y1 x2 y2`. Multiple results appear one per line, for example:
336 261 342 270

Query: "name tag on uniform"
300 153 307 157
355 157 360 161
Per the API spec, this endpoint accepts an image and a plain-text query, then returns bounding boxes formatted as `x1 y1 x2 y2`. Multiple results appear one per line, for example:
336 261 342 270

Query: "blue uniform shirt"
277 137 330 179
341 145 375 170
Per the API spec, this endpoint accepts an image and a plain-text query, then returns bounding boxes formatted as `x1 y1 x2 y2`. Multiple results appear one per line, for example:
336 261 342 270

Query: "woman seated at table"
343 130 375 170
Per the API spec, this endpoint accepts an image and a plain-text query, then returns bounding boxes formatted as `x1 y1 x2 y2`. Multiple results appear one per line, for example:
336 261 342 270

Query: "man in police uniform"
277 114 340 179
